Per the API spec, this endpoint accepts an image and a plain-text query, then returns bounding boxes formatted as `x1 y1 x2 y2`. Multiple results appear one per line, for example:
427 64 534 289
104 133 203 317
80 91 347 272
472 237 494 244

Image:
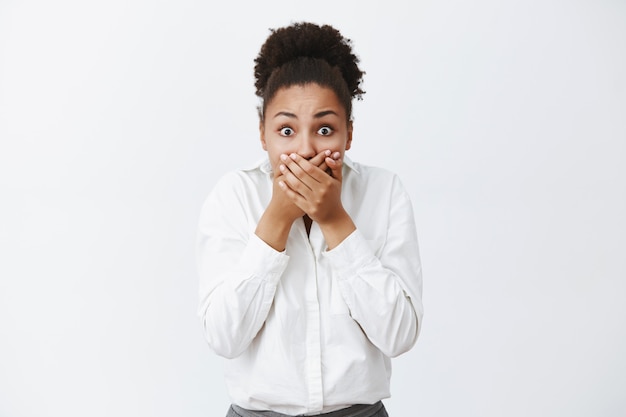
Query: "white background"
1 1 625 416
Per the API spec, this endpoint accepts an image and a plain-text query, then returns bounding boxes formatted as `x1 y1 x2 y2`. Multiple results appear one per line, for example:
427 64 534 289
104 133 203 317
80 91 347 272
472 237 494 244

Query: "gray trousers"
226 401 388 417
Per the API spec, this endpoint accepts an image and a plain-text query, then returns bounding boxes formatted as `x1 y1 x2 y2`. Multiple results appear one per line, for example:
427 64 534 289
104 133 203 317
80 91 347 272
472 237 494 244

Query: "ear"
345 121 353 150
260 121 267 151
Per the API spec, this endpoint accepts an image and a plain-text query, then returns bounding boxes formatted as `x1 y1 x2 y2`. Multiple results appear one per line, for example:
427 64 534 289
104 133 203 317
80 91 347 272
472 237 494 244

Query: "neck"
303 215 312 236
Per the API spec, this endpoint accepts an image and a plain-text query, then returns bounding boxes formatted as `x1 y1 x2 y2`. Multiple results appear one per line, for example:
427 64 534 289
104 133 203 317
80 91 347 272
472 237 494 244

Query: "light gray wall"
1 1 624 416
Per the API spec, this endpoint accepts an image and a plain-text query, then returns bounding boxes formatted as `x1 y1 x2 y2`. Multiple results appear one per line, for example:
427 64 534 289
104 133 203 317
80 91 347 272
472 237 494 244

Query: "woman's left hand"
277 152 343 223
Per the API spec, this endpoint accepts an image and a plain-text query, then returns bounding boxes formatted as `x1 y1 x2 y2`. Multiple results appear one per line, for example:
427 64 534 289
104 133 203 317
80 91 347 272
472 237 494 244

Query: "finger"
279 160 314 195
307 149 332 173
274 172 303 204
279 150 333 178
309 149 332 166
325 151 341 174
283 153 330 184
325 155 343 182
319 150 341 174
278 178 308 209
279 154 318 190
273 172 287 187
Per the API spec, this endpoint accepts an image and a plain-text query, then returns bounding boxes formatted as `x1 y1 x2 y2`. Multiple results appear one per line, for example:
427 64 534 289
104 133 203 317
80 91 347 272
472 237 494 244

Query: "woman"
197 22 423 417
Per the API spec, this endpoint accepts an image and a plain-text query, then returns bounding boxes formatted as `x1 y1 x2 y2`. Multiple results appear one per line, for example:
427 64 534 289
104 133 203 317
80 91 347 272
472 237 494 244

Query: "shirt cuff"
322 229 377 274
239 233 290 286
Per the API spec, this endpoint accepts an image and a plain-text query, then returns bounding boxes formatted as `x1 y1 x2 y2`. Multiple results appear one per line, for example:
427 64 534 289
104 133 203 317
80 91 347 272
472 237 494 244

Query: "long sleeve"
323 174 423 358
196 159 423 415
196 172 289 359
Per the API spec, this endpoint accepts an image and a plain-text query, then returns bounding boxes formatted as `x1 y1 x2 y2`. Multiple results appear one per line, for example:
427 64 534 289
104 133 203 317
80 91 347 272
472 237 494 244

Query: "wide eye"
317 126 333 136
279 127 295 136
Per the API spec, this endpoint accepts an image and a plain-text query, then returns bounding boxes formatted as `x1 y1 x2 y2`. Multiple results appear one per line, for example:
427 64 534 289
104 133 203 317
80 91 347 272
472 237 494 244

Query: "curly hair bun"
254 22 365 100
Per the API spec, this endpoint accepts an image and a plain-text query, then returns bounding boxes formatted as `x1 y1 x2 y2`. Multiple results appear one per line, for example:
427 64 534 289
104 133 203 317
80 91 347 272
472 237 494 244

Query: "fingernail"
324 150 331 156
289 153 297 160
278 181 285 188
280 154 288 161
279 164 285 171
332 152 341 159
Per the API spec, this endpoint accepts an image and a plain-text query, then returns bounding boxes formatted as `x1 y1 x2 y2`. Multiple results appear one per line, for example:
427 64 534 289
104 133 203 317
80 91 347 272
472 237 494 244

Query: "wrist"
318 209 356 250
256 207 297 252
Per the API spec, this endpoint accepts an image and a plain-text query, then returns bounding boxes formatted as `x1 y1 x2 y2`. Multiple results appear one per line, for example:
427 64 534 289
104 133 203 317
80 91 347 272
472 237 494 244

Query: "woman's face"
260 83 352 175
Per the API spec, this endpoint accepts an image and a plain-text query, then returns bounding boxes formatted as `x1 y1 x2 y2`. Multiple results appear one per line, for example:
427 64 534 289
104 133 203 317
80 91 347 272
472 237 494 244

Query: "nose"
297 133 316 160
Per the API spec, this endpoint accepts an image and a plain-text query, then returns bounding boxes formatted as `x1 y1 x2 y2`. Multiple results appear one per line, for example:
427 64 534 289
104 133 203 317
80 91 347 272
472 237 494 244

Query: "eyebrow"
315 110 338 118
272 110 339 119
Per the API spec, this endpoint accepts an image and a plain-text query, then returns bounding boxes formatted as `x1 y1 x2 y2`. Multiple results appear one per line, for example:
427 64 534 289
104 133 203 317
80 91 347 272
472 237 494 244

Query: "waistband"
230 401 384 417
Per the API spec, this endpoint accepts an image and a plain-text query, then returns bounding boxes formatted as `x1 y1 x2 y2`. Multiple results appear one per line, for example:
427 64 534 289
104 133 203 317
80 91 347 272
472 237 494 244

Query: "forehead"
267 83 346 117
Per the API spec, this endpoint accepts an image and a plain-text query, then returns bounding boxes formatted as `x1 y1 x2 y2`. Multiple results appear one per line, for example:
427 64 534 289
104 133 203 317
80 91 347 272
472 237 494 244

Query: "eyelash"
279 126 294 136
318 126 333 136
278 125 334 137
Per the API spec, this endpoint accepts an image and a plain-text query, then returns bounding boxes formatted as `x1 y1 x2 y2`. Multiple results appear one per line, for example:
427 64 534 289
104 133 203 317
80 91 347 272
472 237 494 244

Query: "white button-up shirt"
196 157 423 415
